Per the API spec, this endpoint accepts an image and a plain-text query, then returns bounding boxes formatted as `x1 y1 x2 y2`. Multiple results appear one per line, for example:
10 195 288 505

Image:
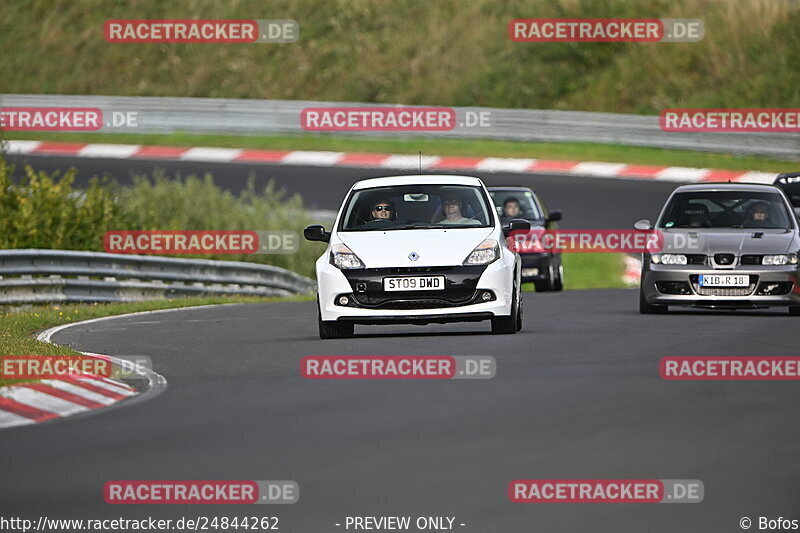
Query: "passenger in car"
437 195 481 225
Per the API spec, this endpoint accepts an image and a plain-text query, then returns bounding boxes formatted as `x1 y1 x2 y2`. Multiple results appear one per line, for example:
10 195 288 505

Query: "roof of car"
352 175 483 190
673 182 782 193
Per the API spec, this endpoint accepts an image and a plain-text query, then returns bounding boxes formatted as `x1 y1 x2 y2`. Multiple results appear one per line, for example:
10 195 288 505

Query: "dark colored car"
488 186 563 291
774 172 800 219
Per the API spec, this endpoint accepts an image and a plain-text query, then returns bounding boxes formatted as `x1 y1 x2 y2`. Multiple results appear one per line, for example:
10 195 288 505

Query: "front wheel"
552 263 564 292
318 303 354 339
639 289 667 314
492 284 520 334
789 306 800 316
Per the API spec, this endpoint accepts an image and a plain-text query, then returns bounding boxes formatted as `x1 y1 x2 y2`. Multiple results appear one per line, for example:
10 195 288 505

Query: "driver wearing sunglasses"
360 199 396 228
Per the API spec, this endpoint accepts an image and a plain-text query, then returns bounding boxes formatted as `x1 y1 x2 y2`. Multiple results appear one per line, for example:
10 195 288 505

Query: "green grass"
1 0 799 114
0 294 313 387
5 131 798 172
523 253 629 291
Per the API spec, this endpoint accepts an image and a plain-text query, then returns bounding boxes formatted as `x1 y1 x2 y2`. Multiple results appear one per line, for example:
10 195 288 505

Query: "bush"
0 158 325 278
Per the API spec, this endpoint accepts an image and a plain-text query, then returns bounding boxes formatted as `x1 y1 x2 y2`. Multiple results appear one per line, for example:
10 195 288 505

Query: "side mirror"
303 225 330 243
634 219 653 231
546 210 562 222
508 218 532 232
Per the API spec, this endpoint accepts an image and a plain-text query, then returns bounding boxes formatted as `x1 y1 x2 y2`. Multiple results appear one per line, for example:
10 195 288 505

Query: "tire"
552 263 564 292
492 284 520 334
789 306 800 316
639 289 667 314
534 263 555 292
317 302 354 339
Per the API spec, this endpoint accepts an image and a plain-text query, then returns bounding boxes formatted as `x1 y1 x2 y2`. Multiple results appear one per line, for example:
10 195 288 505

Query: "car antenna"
418 151 422 174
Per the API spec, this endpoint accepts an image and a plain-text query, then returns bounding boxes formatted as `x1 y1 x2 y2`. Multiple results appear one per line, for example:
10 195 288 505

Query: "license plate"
383 276 445 291
698 274 749 287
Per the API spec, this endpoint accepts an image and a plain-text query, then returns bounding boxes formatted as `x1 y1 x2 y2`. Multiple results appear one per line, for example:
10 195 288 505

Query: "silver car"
637 183 800 315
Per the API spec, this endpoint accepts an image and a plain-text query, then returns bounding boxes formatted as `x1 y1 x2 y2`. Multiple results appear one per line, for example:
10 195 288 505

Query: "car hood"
337 227 494 268
659 228 796 255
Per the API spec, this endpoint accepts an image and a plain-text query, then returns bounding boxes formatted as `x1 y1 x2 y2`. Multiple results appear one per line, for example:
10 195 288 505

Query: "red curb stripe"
0 397 59 421
699 169 747 182
617 164 669 178
132 145 189 159
24 383 105 409
337 153 392 166
32 142 87 155
89 375 134 391
528 160 580 172
235 149 290 162
62 378 129 401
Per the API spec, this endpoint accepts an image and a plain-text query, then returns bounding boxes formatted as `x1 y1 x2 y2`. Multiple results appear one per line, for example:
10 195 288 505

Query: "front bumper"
519 253 556 282
641 262 800 309
316 258 515 322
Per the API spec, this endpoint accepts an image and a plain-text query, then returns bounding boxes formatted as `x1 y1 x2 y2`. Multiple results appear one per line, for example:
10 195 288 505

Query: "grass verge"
0 294 313 388
4 132 798 173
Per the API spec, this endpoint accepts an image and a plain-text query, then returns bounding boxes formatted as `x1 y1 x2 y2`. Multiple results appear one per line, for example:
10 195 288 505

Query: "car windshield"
339 184 493 231
658 191 793 229
489 190 542 220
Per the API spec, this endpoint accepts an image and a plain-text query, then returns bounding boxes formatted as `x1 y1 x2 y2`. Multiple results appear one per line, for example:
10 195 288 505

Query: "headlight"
463 238 500 266
762 254 799 266
651 253 687 265
330 243 365 269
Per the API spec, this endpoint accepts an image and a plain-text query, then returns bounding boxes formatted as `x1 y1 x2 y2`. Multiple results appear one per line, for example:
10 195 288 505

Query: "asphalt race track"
2 156 797 532
3 293 800 530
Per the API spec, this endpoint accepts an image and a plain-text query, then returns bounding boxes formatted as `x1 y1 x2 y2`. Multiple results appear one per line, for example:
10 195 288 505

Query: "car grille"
740 255 762 265
686 255 708 265
353 289 478 309
689 275 758 296
713 253 736 266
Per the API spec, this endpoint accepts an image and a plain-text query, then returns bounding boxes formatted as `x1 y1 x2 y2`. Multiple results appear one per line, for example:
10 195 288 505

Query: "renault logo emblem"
408 252 419 261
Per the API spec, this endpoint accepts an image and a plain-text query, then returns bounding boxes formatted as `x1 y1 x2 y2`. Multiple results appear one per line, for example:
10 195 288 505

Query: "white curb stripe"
476 157 537 172
1 387 88 416
736 171 779 184
655 167 710 182
77 144 141 159
380 155 440 169
4 140 42 154
179 147 244 161
41 380 118 405
0 410 36 427
571 162 628 177
281 151 344 165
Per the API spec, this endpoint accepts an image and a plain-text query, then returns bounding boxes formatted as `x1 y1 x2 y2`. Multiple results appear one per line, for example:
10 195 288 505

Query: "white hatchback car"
304 175 529 338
